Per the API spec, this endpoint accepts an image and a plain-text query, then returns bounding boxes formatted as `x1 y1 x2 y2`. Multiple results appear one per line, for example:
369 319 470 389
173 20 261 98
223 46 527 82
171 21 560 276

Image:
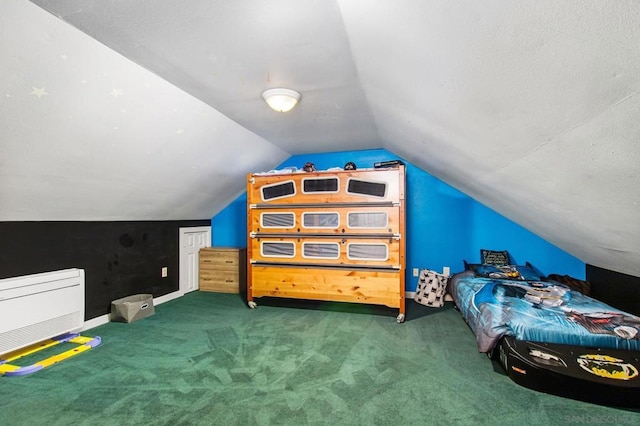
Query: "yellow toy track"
0 333 101 377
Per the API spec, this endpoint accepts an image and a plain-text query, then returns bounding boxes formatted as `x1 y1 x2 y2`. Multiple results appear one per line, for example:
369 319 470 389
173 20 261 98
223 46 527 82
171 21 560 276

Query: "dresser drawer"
200 269 239 282
199 275 240 293
200 249 240 268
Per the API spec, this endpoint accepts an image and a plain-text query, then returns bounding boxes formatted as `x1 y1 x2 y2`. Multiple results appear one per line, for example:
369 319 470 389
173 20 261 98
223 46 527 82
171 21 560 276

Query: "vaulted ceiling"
2 0 639 277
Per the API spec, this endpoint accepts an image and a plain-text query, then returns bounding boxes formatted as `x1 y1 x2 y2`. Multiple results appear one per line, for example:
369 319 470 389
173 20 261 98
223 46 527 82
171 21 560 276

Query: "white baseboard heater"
0 269 85 356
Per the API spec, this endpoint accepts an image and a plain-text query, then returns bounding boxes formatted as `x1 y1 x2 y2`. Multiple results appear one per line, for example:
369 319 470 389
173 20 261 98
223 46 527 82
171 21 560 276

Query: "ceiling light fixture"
262 88 300 112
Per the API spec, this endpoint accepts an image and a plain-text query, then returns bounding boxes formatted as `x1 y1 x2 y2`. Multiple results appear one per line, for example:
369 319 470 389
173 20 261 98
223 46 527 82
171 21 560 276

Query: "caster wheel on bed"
248 301 257 309
396 313 405 323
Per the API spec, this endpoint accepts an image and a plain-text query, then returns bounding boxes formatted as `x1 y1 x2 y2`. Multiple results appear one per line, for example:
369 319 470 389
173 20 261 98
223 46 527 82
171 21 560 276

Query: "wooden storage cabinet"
199 247 246 293
246 165 406 322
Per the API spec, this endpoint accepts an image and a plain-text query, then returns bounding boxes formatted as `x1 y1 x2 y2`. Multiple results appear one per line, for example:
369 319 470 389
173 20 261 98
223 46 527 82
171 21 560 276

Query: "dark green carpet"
1 292 638 425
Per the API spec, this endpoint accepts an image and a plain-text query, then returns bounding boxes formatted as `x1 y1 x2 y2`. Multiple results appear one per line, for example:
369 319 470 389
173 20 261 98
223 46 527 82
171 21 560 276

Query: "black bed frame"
493 336 640 408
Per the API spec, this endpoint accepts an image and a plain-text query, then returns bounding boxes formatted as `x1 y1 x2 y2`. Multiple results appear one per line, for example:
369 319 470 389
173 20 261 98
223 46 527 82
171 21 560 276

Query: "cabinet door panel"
250 237 401 268
248 169 402 205
249 207 401 235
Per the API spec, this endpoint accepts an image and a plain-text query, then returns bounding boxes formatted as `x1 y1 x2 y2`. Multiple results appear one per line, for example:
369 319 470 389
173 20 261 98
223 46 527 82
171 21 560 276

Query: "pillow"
464 261 494 274
513 264 544 281
480 249 510 265
547 274 590 295
465 263 505 277
466 263 544 281
464 261 489 271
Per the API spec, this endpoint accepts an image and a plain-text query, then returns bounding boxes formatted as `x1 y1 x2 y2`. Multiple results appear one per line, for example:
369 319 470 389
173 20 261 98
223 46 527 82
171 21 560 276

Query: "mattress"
450 270 640 353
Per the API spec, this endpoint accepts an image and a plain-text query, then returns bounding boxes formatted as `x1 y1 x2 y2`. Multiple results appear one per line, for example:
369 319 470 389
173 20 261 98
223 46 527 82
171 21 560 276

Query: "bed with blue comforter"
449 257 640 407
450 267 640 354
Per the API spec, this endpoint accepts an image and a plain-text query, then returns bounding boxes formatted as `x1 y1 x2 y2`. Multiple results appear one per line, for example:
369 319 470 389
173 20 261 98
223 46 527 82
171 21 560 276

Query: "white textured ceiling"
2 0 640 277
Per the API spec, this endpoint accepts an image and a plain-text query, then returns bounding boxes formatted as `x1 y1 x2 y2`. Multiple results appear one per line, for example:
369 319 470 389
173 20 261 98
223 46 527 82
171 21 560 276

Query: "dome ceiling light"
262 88 300 113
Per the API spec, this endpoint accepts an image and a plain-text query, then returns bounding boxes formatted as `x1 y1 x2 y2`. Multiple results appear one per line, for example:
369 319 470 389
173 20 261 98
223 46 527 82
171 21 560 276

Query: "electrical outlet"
443 266 450 276
412 268 419 277
161 267 168 277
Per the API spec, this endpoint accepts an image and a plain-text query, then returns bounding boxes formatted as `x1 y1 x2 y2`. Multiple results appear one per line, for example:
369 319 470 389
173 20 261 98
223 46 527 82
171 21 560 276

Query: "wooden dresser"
198 247 246 293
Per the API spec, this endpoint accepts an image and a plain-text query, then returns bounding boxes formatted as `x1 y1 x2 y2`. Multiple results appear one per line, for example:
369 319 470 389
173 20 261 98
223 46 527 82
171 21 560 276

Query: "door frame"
179 226 211 295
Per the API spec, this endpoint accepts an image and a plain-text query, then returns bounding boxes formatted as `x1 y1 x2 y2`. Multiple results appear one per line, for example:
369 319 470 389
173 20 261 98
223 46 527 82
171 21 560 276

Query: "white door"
179 226 211 294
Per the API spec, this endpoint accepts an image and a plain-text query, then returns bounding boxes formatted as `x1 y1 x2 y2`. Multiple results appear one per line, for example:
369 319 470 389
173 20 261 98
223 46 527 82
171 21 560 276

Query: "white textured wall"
0 0 289 220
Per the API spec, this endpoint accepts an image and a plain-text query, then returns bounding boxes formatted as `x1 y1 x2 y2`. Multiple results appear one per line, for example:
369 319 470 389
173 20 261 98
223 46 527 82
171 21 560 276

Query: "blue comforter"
450 271 640 353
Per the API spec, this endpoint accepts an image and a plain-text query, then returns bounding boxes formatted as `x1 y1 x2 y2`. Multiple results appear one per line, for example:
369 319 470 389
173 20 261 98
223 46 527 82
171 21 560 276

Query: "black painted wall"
587 264 640 316
0 221 209 320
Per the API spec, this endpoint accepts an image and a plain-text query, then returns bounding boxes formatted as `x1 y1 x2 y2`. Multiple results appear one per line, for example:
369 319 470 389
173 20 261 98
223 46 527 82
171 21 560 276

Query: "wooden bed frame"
246 165 406 322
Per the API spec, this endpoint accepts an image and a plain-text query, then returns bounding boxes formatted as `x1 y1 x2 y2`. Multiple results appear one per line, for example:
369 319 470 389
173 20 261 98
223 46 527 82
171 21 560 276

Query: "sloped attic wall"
0 0 288 221
337 1 640 279
0 0 289 320
3 0 639 281
212 149 585 293
24 0 640 278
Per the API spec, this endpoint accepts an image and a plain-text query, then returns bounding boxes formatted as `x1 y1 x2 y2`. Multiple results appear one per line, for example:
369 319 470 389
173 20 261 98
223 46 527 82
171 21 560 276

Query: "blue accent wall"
211 193 247 248
212 148 585 291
